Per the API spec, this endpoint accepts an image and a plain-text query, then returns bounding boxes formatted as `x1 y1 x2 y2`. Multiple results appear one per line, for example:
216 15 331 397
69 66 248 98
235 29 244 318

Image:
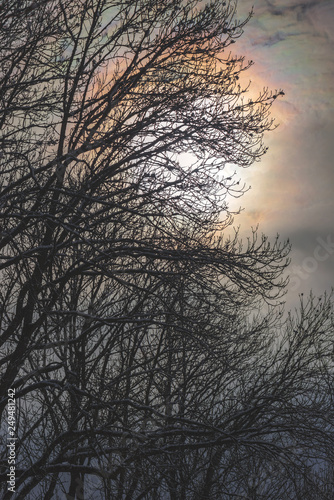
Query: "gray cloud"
252 30 300 46
263 0 323 19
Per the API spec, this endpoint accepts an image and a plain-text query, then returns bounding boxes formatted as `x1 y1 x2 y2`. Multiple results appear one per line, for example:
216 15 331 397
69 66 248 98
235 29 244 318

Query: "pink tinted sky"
228 0 334 308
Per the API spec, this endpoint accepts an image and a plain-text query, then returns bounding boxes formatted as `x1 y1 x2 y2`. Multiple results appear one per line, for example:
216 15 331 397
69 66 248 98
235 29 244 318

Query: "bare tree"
5 272 332 499
0 0 287 414
3 1 332 500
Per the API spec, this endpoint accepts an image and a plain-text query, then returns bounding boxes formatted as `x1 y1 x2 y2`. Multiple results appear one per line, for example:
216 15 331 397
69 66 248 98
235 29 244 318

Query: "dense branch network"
0 1 332 499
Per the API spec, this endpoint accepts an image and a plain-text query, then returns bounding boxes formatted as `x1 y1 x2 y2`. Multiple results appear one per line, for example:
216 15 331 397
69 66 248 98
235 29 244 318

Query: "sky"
228 0 334 309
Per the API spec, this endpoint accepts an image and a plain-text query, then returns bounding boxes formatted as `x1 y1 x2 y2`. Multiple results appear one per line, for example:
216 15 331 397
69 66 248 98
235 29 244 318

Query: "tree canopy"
0 1 333 499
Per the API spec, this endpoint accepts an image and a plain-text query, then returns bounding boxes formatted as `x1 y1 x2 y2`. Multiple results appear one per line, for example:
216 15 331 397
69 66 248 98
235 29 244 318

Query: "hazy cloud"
231 0 334 305
262 0 323 18
252 30 300 46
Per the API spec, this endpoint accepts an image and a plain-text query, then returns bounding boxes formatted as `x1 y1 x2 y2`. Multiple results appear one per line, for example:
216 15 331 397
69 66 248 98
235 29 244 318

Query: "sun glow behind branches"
79 0 283 241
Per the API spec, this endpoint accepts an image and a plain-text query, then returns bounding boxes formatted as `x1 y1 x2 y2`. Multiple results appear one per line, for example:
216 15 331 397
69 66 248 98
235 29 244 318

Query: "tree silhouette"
1 1 332 499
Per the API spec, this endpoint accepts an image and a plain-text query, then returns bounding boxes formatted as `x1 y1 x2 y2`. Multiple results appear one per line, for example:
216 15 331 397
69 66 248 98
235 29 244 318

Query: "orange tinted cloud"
223 0 334 307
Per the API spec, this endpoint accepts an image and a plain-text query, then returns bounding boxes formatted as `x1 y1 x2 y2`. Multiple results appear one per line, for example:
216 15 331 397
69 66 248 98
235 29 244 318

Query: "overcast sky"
228 0 334 309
